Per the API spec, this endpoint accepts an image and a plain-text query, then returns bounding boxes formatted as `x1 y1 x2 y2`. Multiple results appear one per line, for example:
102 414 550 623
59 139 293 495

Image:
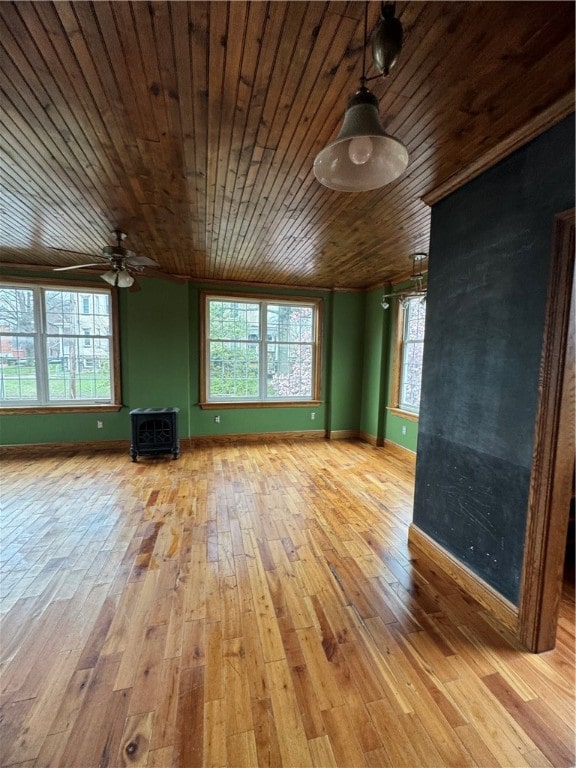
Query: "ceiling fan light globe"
101 270 118 286
116 269 134 288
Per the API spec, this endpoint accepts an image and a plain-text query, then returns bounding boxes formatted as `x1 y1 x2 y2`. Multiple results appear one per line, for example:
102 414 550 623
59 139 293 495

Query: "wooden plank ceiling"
0 1 574 290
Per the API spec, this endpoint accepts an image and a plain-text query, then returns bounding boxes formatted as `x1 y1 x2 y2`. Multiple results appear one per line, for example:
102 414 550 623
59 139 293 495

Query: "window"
202 293 321 404
390 296 426 416
398 297 426 413
0 281 119 409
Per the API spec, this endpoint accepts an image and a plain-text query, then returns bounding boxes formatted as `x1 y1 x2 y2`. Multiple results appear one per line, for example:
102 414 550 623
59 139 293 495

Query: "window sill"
0 404 123 415
386 406 419 422
200 400 322 410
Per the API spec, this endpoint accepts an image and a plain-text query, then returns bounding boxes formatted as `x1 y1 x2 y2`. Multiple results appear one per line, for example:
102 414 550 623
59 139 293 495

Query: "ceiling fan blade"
0 262 58 271
53 263 104 271
128 278 142 292
126 254 159 267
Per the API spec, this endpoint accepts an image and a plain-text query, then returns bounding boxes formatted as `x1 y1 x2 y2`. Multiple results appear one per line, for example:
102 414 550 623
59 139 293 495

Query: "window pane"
46 336 112 401
405 299 426 341
268 304 313 342
399 297 426 413
45 290 110 336
400 342 424 410
267 343 313 398
0 287 35 332
0 336 37 401
209 340 259 398
209 300 260 341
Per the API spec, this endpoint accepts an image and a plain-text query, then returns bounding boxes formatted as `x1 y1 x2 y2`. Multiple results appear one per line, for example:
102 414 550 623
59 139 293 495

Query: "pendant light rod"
313 0 409 192
361 1 368 86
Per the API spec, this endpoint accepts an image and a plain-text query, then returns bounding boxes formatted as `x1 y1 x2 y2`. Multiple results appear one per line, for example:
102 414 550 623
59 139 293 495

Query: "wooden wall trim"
326 430 360 440
408 524 519 633
0 439 130 457
423 93 575 207
518 210 576 652
0 431 331 455
358 430 377 446
188 430 327 446
382 439 417 464
0 431 422 455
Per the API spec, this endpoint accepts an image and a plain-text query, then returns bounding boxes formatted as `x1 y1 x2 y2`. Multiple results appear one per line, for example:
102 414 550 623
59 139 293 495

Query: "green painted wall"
122 278 191 433
0 271 425 449
327 291 364 433
385 411 419 452
359 288 387 441
2 277 371 444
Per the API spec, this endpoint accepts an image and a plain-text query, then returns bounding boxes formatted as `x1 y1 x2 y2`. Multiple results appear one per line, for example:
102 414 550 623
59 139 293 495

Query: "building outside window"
0 281 117 407
202 293 321 404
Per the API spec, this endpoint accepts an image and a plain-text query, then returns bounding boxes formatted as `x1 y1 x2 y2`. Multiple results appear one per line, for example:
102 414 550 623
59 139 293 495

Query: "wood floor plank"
203 697 226 768
147 655 181 752
174 665 204 768
266 657 313 767
0 441 573 767
116 710 154 767
250 697 282 768
3 649 80 765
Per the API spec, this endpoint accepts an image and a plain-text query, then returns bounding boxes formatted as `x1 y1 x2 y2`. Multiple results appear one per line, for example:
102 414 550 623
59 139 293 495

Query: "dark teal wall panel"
414 116 575 604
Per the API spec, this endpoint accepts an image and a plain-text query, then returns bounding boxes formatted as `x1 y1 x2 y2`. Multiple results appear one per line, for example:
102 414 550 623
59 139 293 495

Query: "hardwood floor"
0 439 574 768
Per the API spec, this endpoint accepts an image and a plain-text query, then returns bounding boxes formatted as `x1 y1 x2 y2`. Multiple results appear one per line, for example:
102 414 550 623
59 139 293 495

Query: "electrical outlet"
311 412 316 420
401 425 407 435
214 415 220 423
97 420 103 429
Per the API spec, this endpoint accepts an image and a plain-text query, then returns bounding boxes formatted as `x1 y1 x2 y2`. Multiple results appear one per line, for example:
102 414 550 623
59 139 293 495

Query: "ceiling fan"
52 230 160 288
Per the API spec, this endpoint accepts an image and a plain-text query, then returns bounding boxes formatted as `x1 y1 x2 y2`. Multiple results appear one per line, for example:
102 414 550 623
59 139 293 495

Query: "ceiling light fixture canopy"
381 252 428 309
314 2 408 192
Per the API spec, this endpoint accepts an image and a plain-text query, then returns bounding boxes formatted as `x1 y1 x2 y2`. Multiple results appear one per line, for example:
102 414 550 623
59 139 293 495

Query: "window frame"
388 296 426 420
200 291 322 408
0 276 121 414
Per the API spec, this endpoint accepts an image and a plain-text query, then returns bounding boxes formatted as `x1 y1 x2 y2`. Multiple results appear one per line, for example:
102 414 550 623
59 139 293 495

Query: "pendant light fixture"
381 252 428 309
314 3 408 192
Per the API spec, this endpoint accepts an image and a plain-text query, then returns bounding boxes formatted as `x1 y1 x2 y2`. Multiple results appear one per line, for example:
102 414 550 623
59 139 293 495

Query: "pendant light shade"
314 87 408 192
